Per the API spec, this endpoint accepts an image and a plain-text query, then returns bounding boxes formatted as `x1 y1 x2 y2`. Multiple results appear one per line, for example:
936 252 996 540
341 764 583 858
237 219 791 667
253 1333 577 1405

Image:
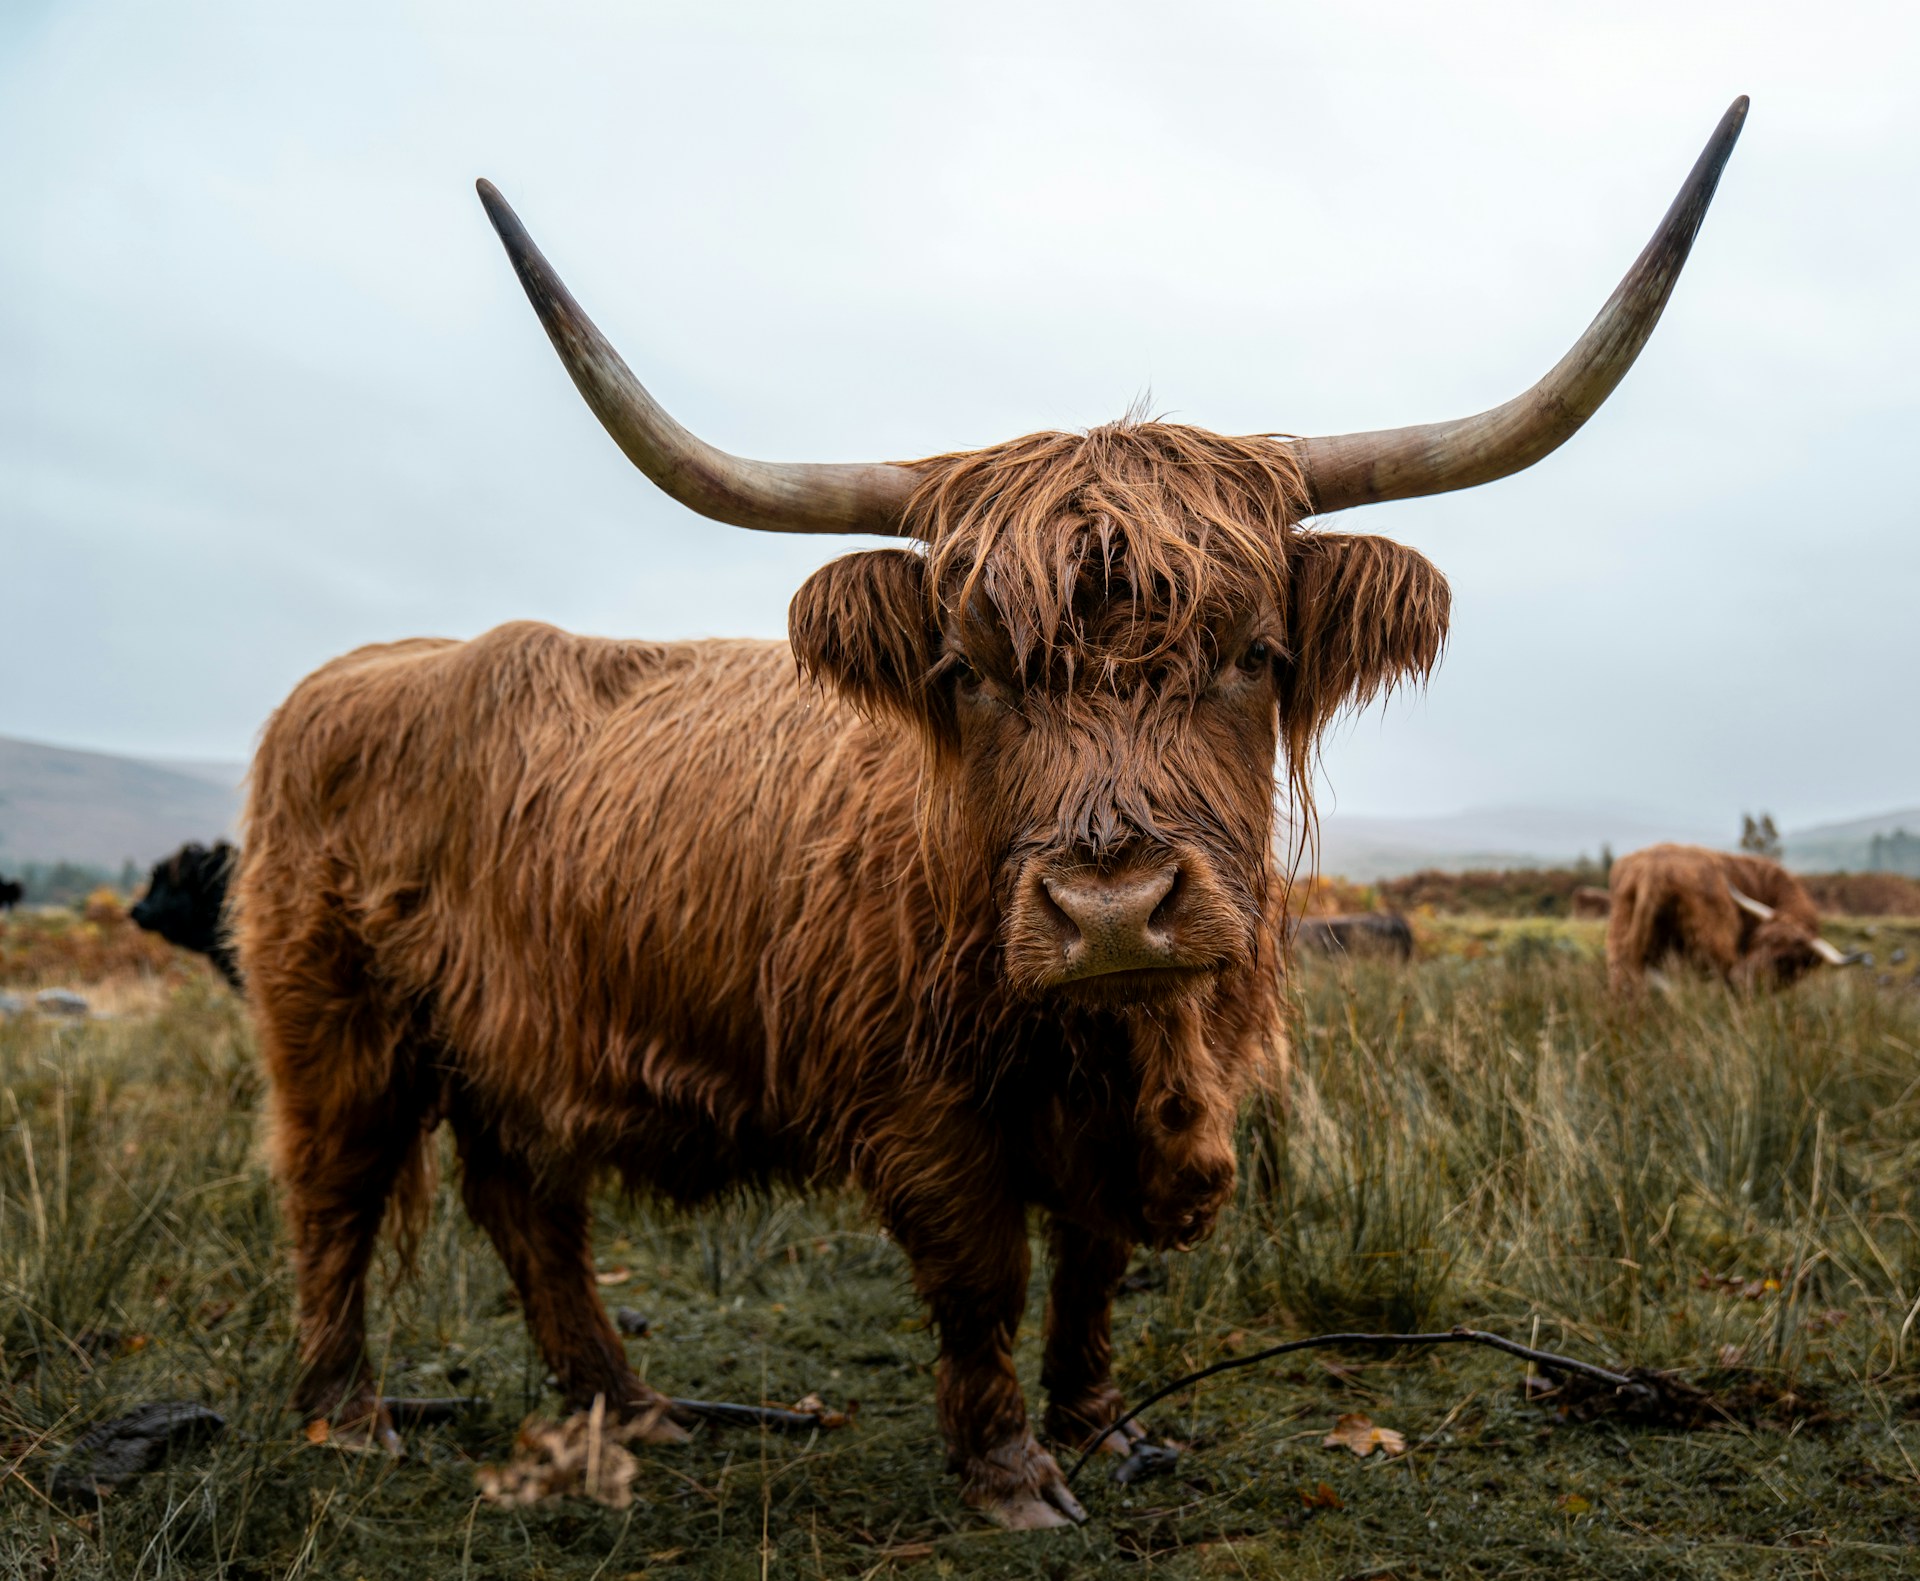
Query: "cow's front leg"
881 1174 1084 1529
1041 1219 1141 1457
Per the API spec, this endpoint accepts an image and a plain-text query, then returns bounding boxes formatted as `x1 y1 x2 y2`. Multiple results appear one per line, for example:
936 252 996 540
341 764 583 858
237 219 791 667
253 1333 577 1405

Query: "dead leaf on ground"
303 1419 330 1446
475 1399 674 1509
1556 1492 1593 1514
790 1393 857 1429
1300 1480 1343 1509
1322 1413 1406 1458
595 1267 634 1287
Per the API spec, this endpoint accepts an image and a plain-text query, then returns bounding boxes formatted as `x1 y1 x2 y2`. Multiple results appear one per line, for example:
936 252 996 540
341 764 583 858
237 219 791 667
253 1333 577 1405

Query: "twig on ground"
669 1398 844 1434
1066 1326 1645 1486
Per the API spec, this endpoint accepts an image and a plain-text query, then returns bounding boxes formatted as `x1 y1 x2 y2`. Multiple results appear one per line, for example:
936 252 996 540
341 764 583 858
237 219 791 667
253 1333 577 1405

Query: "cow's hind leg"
254 931 435 1452
1040 1220 1141 1457
272 1074 431 1450
450 1104 685 1440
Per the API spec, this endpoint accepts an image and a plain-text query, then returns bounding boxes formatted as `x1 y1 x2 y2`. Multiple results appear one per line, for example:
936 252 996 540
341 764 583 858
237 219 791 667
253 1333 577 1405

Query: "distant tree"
1739 812 1782 860
19 861 121 907
1599 842 1614 881
1869 829 1920 878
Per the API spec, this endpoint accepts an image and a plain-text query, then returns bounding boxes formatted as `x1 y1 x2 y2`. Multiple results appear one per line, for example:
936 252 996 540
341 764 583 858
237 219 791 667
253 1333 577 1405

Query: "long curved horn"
1727 884 1776 922
1808 937 1856 968
477 180 917 536
1287 97 1748 515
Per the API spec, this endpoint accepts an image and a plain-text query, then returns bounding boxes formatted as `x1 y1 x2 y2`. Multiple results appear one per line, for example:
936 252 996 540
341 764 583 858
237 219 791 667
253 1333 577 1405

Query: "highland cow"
1606 843 1860 993
1570 884 1613 920
0 877 22 912
238 101 1746 1526
1296 911 1414 962
130 841 243 989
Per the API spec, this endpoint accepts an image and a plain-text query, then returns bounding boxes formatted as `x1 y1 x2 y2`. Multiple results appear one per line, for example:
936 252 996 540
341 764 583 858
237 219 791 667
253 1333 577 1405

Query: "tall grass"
3 942 1918 1576
1218 953 1920 1375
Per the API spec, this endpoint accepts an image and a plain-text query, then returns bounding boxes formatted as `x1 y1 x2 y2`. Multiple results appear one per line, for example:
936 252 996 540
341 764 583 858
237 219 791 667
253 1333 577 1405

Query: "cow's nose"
1042 865 1180 977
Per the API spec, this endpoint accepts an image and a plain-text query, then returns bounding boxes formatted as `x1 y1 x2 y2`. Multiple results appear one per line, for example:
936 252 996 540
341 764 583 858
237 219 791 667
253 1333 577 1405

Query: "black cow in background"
0 877 22 912
130 841 242 988
1296 911 1415 963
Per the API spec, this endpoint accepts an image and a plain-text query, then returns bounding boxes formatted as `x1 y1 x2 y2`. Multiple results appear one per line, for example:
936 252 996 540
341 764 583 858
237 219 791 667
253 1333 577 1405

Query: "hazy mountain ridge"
0 736 243 869
1784 808 1920 876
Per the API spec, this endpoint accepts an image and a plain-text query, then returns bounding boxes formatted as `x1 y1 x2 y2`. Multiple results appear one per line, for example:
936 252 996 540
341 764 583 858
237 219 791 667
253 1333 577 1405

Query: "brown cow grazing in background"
1570 884 1613 920
239 102 1745 1526
1296 911 1415 962
1606 843 1860 994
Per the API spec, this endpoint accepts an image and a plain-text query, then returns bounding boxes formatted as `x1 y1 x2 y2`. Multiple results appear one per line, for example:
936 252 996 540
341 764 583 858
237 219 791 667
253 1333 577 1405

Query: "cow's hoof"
988 1483 1086 1530
1047 1404 1145 1458
1045 1389 1145 1458
965 1435 1087 1530
1086 1421 1145 1456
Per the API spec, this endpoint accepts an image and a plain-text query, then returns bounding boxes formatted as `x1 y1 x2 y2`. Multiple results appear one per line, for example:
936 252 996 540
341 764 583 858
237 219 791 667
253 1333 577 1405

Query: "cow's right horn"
477 181 917 536
1726 884 1777 922
1287 97 1748 516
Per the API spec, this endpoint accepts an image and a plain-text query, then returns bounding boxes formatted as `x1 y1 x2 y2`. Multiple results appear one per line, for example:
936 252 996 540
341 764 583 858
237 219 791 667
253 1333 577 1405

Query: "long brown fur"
239 418 1449 1517
1606 843 1834 993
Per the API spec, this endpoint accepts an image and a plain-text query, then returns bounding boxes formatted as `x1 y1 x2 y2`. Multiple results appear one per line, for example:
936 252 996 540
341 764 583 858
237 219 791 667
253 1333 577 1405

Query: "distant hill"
1310 805 1724 882
0 735 243 869
1784 807 1920 876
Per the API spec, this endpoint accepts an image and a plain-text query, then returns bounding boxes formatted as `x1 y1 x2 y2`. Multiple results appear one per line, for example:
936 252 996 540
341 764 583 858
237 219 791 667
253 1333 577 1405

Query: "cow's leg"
450 1108 685 1441
275 1097 421 1450
874 1149 1081 1530
1040 1219 1141 1457
253 919 431 1453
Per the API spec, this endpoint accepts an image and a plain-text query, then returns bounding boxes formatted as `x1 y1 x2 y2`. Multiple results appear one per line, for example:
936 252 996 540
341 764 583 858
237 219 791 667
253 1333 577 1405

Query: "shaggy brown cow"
1296 911 1415 962
1606 843 1858 993
1570 884 1613 920
239 101 1746 1526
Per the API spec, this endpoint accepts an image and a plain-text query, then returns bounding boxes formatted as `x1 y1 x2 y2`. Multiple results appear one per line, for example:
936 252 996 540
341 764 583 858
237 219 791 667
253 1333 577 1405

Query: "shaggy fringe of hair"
905 419 1311 681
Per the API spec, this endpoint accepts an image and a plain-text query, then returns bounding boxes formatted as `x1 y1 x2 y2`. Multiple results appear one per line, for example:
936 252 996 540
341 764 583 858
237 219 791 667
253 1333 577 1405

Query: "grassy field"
5 917 1920 1578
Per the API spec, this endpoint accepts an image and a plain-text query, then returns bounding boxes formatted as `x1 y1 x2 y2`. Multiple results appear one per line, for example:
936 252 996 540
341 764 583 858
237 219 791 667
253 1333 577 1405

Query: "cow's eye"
1237 639 1272 674
949 655 982 693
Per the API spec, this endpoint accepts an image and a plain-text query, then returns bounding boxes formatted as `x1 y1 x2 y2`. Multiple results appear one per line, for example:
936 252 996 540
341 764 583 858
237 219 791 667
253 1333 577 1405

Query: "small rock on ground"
50 1402 227 1507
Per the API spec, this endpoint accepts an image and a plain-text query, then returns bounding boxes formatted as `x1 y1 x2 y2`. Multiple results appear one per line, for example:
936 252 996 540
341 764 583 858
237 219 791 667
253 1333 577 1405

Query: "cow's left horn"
477 181 916 536
1809 937 1861 968
1727 884 1776 922
1286 97 1748 515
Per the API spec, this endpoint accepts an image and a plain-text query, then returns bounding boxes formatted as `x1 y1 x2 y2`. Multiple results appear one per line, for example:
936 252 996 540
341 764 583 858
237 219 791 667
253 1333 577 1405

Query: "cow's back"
239 621 925 1147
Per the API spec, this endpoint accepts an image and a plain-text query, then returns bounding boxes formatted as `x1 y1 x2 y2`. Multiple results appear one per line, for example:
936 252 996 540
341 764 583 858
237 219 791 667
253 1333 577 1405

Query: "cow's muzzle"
1005 850 1243 1002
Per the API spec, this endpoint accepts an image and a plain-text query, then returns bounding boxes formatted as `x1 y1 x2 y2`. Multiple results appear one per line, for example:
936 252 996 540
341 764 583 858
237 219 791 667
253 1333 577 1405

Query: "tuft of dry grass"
0 912 192 992
2 938 1919 1577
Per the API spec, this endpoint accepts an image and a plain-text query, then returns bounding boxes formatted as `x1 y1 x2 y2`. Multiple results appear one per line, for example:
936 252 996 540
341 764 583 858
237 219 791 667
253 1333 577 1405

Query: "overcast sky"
3 0 1915 828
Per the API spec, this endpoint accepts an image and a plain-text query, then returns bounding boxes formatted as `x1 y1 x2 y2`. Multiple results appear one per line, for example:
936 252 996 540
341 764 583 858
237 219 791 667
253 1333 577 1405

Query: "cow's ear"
790 548 944 726
1279 532 1450 752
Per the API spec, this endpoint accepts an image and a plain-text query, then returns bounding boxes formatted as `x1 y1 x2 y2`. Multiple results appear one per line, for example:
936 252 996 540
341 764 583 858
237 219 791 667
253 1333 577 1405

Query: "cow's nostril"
1034 874 1082 946
1148 866 1182 933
